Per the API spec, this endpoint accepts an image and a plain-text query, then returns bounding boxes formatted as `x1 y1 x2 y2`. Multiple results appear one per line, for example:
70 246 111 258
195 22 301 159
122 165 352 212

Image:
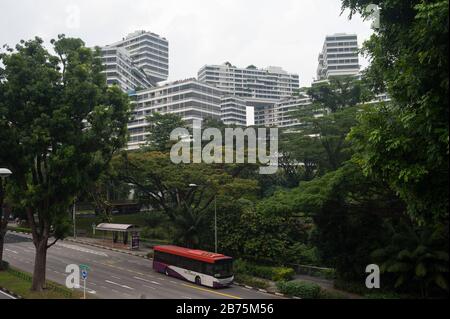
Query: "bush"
364 292 403 299
318 289 348 299
234 274 270 290
277 281 322 299
271 267 296 282
234 259 295 282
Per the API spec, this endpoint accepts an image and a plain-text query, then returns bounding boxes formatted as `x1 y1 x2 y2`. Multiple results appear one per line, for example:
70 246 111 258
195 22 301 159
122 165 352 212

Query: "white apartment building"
198 63 299 100
220 96 247 126
101 47 153 92
127 79 223 149
316 33 360 81
102 31 169 88
254 97 312 128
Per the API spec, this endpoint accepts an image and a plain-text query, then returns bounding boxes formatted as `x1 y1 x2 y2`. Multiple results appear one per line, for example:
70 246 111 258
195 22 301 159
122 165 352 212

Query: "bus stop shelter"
96 223 141 250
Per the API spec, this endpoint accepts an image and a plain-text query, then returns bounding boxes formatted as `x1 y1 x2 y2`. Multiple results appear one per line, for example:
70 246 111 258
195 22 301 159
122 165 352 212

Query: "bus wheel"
195 276 201 286
165 268 169 276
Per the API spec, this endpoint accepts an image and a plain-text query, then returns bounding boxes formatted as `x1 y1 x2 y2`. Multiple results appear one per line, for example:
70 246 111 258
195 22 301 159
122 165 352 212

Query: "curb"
0 286 23 299
233 281 293 299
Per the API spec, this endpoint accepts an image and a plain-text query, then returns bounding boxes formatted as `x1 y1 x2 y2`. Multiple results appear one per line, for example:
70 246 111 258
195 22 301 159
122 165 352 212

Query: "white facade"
220 96 247 126
127 79 222 149
103 30 169 86
198 63 299 100
101 47 153 92
254 97 312 128
316 33 360 81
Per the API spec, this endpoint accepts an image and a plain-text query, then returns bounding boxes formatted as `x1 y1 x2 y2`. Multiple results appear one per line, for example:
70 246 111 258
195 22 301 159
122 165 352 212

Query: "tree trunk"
0 233 5 267
31 239 48 291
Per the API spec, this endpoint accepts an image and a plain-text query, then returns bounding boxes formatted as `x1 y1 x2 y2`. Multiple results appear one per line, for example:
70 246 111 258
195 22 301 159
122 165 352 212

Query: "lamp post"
189 184 218 253
72 198 76 239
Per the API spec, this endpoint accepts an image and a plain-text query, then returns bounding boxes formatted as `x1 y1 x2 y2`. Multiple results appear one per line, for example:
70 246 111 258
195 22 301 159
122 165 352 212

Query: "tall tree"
342 0 449 223
145 112 186 152
0 35 129 291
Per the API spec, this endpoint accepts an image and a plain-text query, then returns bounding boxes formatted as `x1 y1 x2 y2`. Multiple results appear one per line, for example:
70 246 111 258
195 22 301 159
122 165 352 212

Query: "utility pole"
214 195 218 253
73 198 76 239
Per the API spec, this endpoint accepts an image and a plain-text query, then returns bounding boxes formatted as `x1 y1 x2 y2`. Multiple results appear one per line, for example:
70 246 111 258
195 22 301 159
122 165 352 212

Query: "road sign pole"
83 278 86 299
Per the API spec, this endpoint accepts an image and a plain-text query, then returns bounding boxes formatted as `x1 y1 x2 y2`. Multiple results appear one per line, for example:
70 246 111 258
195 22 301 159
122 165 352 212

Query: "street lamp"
189 183 218 253
0 168 12 181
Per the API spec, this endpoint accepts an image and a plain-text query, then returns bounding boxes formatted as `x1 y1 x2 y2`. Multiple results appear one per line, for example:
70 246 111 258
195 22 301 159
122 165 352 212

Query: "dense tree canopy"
0 35 129 291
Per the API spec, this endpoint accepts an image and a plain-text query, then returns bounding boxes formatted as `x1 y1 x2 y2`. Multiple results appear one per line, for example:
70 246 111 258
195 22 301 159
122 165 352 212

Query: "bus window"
213 260 233 278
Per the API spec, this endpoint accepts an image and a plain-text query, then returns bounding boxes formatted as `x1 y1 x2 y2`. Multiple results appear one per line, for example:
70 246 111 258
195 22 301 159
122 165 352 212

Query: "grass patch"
7 226 32 234
0 267 84 299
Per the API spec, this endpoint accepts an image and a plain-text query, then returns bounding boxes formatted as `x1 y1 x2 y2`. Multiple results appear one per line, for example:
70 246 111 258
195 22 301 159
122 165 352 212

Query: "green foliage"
0 35 130 290
307 76 373 113
276 281 322 299
342 0 449 223
145 112 187 152
371 222 449 297
318 289 348 299
234 259 295 282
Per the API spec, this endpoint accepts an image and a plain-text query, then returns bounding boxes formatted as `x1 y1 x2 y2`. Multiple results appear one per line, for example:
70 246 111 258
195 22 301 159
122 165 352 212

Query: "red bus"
153 245 234 288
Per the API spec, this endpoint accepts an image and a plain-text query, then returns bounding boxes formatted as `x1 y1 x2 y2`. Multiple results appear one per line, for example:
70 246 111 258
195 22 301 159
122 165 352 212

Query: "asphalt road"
3 232 282 299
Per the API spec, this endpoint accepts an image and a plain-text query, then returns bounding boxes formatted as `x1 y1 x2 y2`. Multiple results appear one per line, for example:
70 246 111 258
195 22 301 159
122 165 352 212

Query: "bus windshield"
213 259 233 278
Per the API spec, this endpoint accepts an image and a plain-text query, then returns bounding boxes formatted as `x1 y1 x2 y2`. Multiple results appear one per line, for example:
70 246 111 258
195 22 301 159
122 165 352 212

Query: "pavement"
3 232 284 299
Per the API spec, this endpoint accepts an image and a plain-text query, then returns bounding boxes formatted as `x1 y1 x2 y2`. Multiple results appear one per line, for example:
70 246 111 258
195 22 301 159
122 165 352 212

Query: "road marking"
5 249 18 254
181 284 242 299
0 290 16 299
111 275 121 280
105 280 135 290
57 243 108 257
143 285 156 290
133 276 153 283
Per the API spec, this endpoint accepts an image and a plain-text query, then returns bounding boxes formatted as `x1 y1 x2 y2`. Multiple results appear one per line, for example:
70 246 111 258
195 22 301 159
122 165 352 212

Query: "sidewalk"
64 236 154 259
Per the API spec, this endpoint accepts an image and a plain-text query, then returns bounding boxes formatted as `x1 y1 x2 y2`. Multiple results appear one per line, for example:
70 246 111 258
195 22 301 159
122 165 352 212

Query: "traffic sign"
81 269 88 280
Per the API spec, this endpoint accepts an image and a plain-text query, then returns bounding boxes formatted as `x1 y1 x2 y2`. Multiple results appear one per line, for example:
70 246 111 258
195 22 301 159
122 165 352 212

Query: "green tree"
145 112 187 152
0 35 129 291
342 0 449 223
307 76 372 113
372 222 449 297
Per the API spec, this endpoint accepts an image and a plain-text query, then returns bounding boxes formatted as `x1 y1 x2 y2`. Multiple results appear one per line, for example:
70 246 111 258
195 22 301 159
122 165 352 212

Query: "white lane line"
57 243 108 257
111 275 121 280
133 276 162 286
0 290 16 299
143 285 156 290
5 249 18 254
105 280 135 290
133 276 153 283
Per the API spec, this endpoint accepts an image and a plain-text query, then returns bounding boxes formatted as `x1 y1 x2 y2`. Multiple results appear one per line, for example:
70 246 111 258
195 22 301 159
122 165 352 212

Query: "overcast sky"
1 0 373 88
